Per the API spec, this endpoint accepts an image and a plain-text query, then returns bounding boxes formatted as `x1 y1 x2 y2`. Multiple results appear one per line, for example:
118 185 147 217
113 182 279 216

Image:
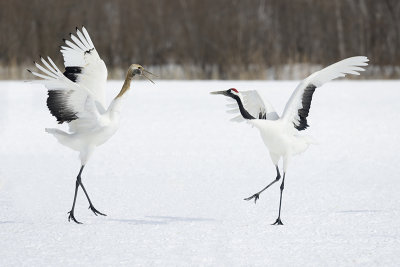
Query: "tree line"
1 0 399 79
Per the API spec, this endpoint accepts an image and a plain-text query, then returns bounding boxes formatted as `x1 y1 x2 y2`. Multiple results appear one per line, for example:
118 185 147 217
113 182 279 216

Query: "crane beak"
143 69 158 77
142 69 157 84
210 90 228 96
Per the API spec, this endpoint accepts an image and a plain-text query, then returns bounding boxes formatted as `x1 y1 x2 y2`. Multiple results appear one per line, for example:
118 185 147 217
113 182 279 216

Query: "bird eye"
133 68 141 75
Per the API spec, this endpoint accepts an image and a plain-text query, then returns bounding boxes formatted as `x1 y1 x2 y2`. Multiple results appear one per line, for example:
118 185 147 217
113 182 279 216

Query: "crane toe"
89 205 107 216
244 193 260 203
67 211 83 224
272 218 283 225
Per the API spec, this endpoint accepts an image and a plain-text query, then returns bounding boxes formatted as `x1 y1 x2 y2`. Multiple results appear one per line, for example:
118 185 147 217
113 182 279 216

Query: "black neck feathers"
232 94 255 120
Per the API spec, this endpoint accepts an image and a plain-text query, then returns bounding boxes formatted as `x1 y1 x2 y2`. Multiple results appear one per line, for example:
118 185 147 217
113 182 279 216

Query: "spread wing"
60 27 107 106
226 90 279 122
28 27 108 133
281 56 369 131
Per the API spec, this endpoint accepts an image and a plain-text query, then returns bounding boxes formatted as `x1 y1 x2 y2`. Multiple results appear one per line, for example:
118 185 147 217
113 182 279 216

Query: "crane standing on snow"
28 27 155 224
211 56 369 225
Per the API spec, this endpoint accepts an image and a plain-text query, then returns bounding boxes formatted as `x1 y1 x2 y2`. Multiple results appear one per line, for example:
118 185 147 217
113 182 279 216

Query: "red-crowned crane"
28 27 155 224
211 56 369 225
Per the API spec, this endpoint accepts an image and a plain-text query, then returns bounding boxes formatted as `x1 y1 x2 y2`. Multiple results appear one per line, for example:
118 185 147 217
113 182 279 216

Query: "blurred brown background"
1 0 399 79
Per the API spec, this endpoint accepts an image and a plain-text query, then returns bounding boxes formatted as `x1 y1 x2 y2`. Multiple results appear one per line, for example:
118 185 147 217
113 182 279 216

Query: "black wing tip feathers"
47 91 79 124
294 122 309 131
84 48 94 55
63 66 82 83
294 84 316 131
27 69 32 73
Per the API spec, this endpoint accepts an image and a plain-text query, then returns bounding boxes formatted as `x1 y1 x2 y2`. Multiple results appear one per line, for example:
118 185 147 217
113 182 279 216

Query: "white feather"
226 90 279 121
230 115 245 122
281 56 369 125
76 28 91 48
82 26 94 47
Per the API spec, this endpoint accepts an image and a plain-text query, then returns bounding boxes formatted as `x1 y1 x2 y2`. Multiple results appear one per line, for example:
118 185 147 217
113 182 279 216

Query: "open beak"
210 90 228 96
142 69 157 84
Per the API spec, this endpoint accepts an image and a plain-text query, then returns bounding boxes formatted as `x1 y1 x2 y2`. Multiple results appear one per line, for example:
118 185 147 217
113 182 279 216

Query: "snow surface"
0 80 400 266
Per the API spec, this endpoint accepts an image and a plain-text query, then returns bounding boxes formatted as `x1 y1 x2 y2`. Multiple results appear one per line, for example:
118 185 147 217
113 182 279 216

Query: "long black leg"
244 165 281 203
272 172 286 225
77 166 107 217
67 166 85 224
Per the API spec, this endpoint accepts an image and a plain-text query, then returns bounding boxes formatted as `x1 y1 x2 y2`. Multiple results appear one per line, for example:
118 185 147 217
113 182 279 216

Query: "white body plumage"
28 26 153 224
250 119 312 167
220 56 369 172
28 27 145 166
212 56 369 224
45 96 124 165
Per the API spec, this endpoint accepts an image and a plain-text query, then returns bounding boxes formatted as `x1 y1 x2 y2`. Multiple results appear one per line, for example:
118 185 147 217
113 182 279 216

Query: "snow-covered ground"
0 80 399 266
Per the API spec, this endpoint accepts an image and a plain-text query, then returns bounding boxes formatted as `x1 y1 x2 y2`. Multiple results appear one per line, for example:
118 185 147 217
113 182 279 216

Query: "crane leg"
67 166 84 224
77 165 107 217
244 165 281 203
272 172 286 225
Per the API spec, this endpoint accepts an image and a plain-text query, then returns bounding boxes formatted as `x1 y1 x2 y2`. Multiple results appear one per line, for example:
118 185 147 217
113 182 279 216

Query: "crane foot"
89 205 107 216
272 218 283 225
244 193 260 203
67 211 82 224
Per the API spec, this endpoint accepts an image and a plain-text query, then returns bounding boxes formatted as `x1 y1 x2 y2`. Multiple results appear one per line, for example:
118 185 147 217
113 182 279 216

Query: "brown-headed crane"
28 27 155 224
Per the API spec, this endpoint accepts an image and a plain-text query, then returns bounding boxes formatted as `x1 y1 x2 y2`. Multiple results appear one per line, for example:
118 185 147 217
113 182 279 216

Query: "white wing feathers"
227 90 279 122
305 56 369 87
60 27 108 107
68 96 107 133
29 27 108 133
281 56 369 130
30 57 104 132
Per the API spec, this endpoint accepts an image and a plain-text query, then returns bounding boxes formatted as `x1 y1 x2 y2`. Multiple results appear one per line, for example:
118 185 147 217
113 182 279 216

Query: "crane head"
210 88 240 98
128 64 156 84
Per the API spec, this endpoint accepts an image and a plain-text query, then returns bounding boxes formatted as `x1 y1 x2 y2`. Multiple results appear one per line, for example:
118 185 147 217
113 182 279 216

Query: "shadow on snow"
107 216 216 225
